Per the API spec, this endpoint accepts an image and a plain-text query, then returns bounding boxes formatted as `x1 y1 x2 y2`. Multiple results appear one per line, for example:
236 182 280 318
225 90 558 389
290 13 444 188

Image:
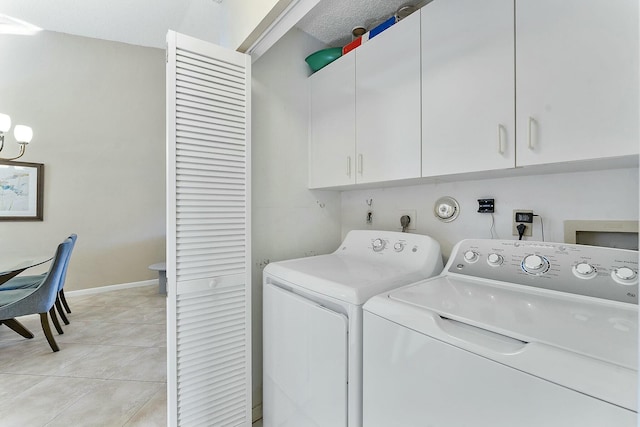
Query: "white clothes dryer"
363 239 638 427
262 230 443 427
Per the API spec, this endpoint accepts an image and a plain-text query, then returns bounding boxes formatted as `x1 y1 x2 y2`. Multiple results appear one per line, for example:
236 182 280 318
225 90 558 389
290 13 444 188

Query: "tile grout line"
120 386 166 427
41 379 104 427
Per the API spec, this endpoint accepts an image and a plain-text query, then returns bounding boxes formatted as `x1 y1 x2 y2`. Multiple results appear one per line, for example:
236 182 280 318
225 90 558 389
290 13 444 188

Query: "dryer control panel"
335 230 444 278
447 239 638 304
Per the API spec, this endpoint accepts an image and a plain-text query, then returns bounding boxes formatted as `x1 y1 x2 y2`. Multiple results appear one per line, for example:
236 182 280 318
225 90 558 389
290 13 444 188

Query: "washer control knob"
522 255 549 274
573 262 597 279
463 251 479 263
372 238 386 252
487 253 504 267
393 242 405 252
612 267 637 285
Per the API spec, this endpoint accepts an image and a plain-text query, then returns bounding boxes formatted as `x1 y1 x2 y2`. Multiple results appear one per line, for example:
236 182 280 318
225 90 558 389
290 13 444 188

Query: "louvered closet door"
166 31 251 427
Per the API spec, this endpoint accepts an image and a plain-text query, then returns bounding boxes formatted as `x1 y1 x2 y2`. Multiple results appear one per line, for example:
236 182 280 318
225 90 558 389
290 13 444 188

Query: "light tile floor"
0 285 167 427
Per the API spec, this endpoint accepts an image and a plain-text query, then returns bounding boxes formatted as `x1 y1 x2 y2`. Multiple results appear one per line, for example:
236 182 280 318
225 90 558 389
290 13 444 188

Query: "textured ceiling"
296 0 427 48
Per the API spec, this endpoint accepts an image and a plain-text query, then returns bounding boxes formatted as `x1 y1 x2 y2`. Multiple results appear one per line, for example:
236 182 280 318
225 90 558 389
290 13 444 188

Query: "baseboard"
252 404 262 423
65 279 158 297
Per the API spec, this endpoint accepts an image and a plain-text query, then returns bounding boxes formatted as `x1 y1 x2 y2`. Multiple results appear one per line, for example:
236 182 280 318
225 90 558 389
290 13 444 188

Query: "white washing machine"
262 230 443 427
363 239 638 427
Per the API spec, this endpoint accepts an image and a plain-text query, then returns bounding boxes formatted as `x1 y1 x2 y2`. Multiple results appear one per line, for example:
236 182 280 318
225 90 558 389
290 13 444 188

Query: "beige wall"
0 31 166 291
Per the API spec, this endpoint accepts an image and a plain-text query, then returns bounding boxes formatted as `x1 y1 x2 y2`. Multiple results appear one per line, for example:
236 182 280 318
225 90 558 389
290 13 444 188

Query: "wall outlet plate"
512 209 533 236
399 209 416 231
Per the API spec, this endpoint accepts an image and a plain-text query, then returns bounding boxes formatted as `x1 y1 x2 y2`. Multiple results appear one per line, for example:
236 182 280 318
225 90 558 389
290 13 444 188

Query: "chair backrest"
57 233 77 291
0 237 73 318
37 237 74 311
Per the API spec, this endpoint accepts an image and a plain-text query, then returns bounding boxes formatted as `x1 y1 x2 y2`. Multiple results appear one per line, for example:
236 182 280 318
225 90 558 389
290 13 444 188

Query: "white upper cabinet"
515 0 639 166
308 0 638 189
308 53 356 188
356 12 422 184
421 0 515 176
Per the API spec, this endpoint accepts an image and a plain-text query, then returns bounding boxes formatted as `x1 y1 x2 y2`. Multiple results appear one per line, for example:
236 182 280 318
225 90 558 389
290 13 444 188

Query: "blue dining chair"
57 233 77 315
0 234 77 328
0 237 73 352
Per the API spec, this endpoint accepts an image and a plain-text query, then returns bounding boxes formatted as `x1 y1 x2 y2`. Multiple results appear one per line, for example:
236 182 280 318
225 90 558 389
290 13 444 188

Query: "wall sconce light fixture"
0 113 33 161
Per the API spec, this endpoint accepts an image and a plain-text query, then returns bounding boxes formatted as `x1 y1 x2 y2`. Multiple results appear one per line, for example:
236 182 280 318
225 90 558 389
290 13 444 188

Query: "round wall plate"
434 196 460 222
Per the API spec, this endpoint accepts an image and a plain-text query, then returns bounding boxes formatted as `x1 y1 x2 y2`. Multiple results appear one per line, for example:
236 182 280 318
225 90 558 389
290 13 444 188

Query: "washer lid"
387 276 638 370
264 253 432 305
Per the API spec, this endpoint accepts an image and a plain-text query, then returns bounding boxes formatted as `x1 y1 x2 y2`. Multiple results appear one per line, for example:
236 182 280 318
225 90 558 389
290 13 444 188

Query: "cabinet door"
356 12 421 184
421 0 515 176
308 54 356 188
516 0 639 166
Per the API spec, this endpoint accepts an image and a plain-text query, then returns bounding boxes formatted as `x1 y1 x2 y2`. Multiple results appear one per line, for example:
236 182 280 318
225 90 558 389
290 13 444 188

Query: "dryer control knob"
522 255 549 274
487 253 503 267
463 251 479 263
573 262 596 279
612 267 637 285
393 242 405 252
372 238 386 252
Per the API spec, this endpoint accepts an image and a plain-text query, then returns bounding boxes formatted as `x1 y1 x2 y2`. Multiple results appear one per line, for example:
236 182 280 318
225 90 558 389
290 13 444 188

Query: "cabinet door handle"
346 156 351 177
527 117 535 150
497 124 505 154
358 154 363 175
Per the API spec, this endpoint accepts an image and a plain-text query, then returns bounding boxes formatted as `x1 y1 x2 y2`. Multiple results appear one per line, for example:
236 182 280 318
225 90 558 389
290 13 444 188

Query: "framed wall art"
0 160 44 221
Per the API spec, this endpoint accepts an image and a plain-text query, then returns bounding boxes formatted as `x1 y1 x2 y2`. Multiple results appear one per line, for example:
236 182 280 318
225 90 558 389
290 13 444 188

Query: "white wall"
222 0 282 48
341 168 639 259
251 27 343 409
0 31 166 290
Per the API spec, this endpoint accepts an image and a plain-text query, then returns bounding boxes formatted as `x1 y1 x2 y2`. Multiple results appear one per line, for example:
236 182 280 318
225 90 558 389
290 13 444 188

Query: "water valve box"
477 199 495 213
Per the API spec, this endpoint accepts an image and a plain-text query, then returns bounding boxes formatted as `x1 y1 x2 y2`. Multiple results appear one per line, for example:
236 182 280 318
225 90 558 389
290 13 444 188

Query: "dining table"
0 254 53 286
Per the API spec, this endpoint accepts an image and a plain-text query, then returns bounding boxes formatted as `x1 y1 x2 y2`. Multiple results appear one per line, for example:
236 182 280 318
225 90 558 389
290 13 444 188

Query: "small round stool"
148 262 167 295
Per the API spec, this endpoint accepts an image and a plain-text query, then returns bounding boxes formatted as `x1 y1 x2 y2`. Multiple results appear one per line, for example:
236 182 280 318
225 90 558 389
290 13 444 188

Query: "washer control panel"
447 239 638 304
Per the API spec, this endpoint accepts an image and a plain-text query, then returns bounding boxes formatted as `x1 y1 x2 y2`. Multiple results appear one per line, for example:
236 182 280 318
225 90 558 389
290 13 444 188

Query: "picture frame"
0 160 44 221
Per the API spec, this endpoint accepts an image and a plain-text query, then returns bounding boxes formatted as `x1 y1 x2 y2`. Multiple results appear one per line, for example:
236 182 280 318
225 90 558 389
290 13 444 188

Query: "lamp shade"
0 113 10 132
14 125 33 143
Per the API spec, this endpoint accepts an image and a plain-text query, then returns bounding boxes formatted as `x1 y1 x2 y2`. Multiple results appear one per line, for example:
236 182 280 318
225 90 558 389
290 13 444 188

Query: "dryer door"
264 282 348 427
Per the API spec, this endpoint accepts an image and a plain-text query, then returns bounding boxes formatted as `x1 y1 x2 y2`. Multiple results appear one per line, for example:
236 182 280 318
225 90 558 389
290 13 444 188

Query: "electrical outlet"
512 209 533 237
398 209 416 231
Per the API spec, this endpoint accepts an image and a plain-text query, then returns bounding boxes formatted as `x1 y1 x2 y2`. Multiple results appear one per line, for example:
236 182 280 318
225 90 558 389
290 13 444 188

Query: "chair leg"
1 318 34 339
55 297 70 325
59 289 71 313
39 313 60 352
49 307 64 335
